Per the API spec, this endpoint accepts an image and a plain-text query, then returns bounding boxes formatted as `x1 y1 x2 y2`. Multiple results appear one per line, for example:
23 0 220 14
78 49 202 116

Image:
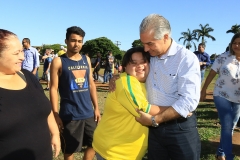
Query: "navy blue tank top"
59 54 93 120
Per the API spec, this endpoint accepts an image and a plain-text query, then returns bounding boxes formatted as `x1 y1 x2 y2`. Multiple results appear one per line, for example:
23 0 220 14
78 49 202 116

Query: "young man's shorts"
60 117 96 154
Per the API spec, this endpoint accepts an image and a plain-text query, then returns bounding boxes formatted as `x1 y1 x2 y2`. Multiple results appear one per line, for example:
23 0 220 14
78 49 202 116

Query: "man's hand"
135 110 152 126
53 113 64 132
94 109 101 124
32 70 37 75
109 74 120 92
45 70 49 75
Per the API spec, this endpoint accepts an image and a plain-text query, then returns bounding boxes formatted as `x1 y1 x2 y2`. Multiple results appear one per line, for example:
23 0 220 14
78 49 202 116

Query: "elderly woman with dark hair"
0 29 60 160
92 47 166 160
201 33 240 160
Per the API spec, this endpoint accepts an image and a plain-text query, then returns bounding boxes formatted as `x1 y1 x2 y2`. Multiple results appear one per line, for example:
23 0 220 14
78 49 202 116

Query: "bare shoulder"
85 56 92 67
51 57 62 68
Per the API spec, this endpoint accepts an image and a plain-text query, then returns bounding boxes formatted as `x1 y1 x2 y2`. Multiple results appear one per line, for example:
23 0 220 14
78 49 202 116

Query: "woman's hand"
109 75 120 92
51 134 61 157
53 113 64 132
200 89 207 102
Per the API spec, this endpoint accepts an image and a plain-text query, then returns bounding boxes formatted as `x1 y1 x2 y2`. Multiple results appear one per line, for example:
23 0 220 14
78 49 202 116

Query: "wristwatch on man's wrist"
151 116 159 127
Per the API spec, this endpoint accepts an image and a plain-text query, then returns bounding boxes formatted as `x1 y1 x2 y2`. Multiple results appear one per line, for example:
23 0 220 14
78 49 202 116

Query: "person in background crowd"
194 43 211 83
22 38 40 79
93 52 101 82
43 49 52 91
201 33 240 160
50 26 101 160
102 51 114 84
58 46 66 57
0 29 60 160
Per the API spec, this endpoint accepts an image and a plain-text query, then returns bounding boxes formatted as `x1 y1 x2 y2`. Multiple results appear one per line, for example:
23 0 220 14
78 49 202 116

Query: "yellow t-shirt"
58 50 65 56
92 73 151 160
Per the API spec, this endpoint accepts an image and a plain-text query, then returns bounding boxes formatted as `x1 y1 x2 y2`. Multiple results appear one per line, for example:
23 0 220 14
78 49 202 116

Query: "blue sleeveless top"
59 54 93 120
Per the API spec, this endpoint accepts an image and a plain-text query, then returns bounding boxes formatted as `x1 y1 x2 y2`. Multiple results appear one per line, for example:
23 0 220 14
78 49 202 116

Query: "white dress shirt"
146 40 201 118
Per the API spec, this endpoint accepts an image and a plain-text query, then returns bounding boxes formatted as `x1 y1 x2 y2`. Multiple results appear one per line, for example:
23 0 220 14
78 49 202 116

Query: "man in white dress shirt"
136 14 201 160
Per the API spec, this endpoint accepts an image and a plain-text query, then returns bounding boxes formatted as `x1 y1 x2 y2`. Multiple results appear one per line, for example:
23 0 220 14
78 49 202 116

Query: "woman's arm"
119 74 166 117
200 69 217 101
48 111 61 157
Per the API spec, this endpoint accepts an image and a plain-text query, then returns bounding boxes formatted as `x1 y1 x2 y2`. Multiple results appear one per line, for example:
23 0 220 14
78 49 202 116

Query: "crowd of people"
0 13 239 160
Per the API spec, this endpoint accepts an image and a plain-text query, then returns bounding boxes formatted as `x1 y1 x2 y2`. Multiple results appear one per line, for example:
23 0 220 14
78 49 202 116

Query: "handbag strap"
17 71 27 82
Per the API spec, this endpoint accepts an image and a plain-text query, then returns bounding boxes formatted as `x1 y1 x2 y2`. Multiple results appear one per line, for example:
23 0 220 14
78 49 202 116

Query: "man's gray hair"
140 14 171 40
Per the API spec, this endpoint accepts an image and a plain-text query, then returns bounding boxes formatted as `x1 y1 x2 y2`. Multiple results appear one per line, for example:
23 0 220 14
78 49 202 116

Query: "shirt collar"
157 39 177 59
24 46 32 51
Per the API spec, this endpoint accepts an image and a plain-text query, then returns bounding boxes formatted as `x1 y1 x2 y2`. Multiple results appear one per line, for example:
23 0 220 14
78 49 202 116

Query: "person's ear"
65 39 67 44
164 34 169 40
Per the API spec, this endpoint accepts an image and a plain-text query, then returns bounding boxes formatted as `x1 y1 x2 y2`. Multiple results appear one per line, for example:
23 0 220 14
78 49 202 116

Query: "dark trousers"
148 113 201 160
93 67 100 80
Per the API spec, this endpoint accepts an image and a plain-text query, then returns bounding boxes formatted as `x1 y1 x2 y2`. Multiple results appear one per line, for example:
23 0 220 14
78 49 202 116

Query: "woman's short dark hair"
122 47 150 72
230 33 240 55
0 29 17 54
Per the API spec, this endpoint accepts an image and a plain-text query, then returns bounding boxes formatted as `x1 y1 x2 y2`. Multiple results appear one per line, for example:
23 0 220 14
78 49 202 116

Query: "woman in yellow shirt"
92 47 165 160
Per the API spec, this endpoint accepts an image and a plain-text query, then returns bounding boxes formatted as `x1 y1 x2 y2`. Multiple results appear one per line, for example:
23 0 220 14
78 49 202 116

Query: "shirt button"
154 84 156 86
155 72 156 74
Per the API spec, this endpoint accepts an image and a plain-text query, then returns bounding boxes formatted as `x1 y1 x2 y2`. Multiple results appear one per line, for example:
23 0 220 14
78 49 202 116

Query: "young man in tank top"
50 26 101 160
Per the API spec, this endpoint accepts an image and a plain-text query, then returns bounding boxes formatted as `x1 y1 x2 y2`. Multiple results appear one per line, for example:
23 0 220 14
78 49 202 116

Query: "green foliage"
226 24 240 34
178 28 198 50
132 39 143 47
41 44 66 55
193 24 216 46
81 37 121 58
210 53 217 59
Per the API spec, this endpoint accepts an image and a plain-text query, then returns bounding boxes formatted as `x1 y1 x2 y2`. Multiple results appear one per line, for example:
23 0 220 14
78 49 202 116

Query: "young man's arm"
50 57 63 131
86 56 101 123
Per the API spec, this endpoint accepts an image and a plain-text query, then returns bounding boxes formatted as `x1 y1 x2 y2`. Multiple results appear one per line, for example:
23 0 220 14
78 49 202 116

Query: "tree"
193 24 216 45
132 39 143 47
41 44 65 55
114 50 125 61
178 29 198 50
210 53 217 59
81 37 121 58
226 24 240 34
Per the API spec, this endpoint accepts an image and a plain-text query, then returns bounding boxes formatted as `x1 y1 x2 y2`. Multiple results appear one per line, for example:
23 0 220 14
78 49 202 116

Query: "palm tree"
193 24 216 45
226 24 240 34
178 29 198 50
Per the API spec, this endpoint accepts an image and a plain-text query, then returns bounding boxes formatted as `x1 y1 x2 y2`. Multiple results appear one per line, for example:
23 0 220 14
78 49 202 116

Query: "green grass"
39 66 239 160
